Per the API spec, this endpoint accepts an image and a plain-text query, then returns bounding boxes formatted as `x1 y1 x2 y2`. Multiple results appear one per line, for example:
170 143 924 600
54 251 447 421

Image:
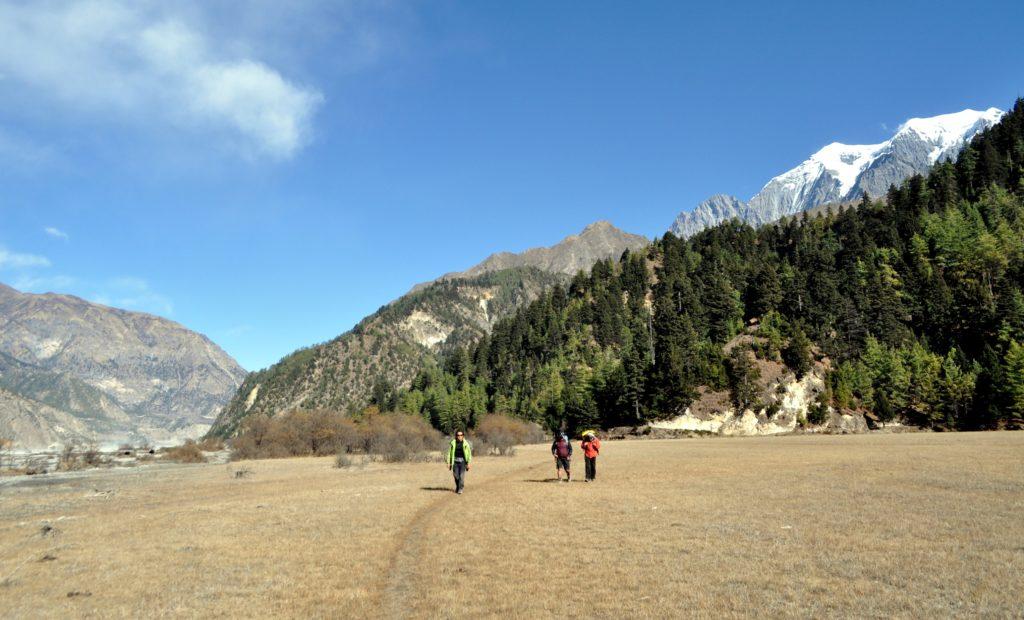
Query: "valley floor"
1 433 1022 618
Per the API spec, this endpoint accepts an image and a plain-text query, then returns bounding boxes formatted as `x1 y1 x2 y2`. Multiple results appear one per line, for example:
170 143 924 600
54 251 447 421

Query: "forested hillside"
399 99 1024 434
209 267 565 437
209 221 646 438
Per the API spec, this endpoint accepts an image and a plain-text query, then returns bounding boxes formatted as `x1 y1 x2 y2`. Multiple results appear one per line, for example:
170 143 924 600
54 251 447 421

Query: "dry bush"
473 415 546 456
231 410 361 460
58 443 81 471
162 440 207 464
360 413 443 463
23 456 49 475
230 410 436 463
82 445 104 467
55 443 106 470
229 466 253 479
0 437 12 468
335 453 362 469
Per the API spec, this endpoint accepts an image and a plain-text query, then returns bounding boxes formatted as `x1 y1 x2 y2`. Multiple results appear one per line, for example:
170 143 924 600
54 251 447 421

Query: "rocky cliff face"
648 371 867 436
670 108 1004 238
211 221 648 437
0 283 246 448
648 333 868 436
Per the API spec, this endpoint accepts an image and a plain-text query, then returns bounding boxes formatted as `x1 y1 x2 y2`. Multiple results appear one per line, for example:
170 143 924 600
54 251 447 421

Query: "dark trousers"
452 459 467 492
585 456 597 481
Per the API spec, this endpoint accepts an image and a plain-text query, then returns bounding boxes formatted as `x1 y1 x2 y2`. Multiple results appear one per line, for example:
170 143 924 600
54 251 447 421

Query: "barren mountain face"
0 284 246 448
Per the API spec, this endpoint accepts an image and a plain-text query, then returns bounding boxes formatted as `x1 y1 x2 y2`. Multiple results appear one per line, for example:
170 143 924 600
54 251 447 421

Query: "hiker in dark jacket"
551 432 573 482
446 430 472 494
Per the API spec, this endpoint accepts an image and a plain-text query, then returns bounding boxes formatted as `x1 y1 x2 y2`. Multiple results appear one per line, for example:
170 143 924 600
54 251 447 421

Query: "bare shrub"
360 413 442 463
0 437 12 469
230 409 441 463
230 466 253 479
230 410 361 460
24 456 48 475
162 440 207 464
58 443 80 471
57 443 106 470
82 445 104 467
335 453 354 468
0 438 11 467
474 415 546 456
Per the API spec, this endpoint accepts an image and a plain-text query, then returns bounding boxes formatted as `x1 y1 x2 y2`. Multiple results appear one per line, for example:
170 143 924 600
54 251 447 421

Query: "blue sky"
1 0 1022 371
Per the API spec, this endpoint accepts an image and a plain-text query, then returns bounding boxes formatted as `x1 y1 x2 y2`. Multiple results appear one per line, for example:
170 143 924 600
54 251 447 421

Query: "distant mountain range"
209 221 648 436
0 284 246 448
669 108 1004 238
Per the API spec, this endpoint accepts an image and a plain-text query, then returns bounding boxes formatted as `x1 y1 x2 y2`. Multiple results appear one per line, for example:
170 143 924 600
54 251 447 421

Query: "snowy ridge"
670 107 1004 238
898 107 1004 163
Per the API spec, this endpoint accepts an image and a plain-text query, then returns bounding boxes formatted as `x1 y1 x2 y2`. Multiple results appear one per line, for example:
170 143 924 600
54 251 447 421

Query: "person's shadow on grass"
420 486 455 492
524 478 562 483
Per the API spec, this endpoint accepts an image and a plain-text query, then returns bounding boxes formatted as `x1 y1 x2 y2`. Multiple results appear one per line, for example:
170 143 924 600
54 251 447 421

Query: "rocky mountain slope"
0 284 246 447
210 268 564 437
670 107 1004 238
210 222 648 437
412 221 648 291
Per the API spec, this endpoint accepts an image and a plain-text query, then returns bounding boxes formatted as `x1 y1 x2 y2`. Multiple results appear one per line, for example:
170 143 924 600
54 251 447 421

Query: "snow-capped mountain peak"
896 107 1004 163
670 107 1004 238
804 142 881 196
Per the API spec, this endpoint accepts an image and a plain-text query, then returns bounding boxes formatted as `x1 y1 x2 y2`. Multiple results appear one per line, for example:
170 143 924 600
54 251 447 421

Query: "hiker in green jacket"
446 430 472 494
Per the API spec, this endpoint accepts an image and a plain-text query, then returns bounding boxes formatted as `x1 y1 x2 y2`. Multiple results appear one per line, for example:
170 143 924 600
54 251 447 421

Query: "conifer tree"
783 325 812 378
1003 341 1024 427
726 346 760 412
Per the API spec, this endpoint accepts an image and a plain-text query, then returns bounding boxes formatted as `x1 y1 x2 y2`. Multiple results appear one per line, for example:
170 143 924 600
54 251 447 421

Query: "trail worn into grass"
379 458 547 617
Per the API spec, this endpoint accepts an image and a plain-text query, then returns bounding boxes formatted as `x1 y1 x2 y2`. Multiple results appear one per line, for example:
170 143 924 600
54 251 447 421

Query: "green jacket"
446 438 472 465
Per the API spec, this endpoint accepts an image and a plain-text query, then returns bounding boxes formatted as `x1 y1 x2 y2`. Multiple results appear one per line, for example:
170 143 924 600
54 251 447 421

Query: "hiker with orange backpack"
581 431 601 482
551 431 573 482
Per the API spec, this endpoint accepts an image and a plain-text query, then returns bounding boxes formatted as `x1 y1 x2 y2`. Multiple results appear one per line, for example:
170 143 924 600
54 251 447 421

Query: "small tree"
1004 340 1024 426
370 377 398 412
726 346 761 412
806 393 830 425
783 325 813 378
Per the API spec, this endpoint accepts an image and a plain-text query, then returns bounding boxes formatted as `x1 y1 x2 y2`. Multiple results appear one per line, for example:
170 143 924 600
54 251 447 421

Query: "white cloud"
95 276 174 316
11 272 174 316
223 324 254 338
0 126 57 169
44 227 70 240
0 247 51 269
11 274 77 292
0 1 324 160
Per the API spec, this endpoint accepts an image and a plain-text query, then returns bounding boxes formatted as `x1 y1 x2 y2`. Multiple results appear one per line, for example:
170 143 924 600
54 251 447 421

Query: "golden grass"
1 432 1022 618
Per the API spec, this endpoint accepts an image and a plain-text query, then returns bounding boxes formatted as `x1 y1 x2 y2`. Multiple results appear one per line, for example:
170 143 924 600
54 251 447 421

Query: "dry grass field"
1 432 1022 618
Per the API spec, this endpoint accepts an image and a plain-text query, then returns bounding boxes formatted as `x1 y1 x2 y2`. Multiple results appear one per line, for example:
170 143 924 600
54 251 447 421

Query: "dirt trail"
378 458 546 617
